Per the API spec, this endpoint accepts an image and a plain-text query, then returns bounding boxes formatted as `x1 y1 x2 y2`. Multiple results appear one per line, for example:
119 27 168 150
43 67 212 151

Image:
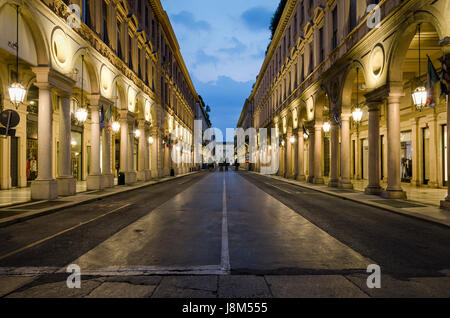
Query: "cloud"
194 50 219 66
241 6 273 31
194 76 254 139
171 11 211 31
219 37 247 55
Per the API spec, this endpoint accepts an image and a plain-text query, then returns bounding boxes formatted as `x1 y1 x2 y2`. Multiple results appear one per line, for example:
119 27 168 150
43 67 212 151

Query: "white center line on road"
221 174 230 273
0 203 133 261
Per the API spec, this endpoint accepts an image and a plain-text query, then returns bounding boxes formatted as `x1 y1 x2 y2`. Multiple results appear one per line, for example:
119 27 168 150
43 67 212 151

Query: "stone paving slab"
265 275 368 298
218 276 272 298
152 276 218 298
345 274 450 298
0 276 38 297
254 173 450 228
86 282 156 298
1 274 449 298
5 278 103 298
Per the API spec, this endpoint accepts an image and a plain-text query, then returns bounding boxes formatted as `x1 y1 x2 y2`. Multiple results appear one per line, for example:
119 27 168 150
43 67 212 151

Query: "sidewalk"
253 172 450 228
0 172 200 228
2 272 450 298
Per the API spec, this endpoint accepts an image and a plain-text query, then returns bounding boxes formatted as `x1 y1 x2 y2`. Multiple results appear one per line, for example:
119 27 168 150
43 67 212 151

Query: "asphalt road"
0 170 449 281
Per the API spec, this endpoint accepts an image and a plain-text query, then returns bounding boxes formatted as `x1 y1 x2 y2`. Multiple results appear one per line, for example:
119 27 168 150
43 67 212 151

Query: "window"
102 1 109 46
294 14 297 36
319 28 324 63
332 7 338 50
128 35 133 70
138 47 142 78
301 54 304 82
117 22 122 59
82 0 92 28
309 43 314 74
300 1 304 23
349 0 357 32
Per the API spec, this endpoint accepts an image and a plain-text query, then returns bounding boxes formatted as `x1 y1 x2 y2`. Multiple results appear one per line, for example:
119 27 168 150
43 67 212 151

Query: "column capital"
32 67 75 95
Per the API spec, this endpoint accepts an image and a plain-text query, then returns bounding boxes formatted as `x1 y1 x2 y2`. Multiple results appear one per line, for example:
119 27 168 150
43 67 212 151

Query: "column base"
382 189 407 199
428 181 439 188
313 177 324 184
124 172 137 185
364 185 383 195
286 174 295 179
328 179 339 187
440 198 450 210
31 179 58 200
339 180 354 189
102 174 114 188
87 175 103 191
163 167 170 176
307 176 314 183
151 169 161 179
296 175 306 181
137 170 146 181
144 170 152 181
57 177 76 196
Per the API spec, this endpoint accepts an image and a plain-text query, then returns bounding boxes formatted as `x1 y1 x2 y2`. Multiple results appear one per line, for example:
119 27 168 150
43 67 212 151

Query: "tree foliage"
269 0 288 40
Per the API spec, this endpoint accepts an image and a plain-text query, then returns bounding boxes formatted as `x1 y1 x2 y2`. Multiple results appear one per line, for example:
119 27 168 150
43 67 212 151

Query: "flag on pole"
332 107 341 128
100 105 105 130
426 55 440 107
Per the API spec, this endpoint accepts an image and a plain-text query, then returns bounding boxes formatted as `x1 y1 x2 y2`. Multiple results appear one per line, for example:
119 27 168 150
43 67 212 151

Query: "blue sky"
161 0 278 140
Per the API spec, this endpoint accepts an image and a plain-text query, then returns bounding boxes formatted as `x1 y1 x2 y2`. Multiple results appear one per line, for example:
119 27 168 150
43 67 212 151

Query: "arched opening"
0 3 48 190
390 21 445 188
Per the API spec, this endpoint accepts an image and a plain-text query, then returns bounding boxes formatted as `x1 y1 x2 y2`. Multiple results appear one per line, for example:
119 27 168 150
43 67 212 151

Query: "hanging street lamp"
111 120 120 133
148 136 154 144
352 67 364 126
75 55 88 124
323 121 331 133
412 24 428 111
8 5 26 109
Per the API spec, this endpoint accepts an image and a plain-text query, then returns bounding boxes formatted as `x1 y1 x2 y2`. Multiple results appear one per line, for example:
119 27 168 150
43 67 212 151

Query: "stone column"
385 93 406 199
427 114 439 187
313 123 324 184
292 131 298 179
365 102 382 194
150 127 161 178
119 110 136 184
286 128 293 178
102 110 114 188
137 120 147 181
441 94 450 209
440 46 450 209
296 129 305 180
328 120 339 187
57 93 76 196
31 82 58 200
307 128 315 183
144 126 151 180
87 104 103 190
410 117 420 186
339 113 353 188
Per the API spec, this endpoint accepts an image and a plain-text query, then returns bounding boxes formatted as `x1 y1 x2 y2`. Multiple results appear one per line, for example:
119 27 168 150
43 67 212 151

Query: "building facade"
0 0 199 200
240 0 450 205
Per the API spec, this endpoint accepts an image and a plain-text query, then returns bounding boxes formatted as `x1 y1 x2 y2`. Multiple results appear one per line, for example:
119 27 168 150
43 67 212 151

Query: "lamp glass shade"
135 129 141 138
148 136 154 144
412 86 427 110
8 82 26 106
352 108 363 122
112 121 121 132
75 108 88 123
323 121 331 133
289 136 296 144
